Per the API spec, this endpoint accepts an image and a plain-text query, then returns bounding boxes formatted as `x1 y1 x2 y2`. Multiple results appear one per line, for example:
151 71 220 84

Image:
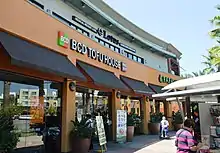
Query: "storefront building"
0 0 181 152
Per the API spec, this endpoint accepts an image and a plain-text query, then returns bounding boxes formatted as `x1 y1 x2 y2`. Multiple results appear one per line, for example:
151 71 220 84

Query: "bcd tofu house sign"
57 31 127 72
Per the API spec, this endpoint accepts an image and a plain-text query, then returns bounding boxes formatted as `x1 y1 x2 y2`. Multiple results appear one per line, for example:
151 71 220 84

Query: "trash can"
43 127 61 153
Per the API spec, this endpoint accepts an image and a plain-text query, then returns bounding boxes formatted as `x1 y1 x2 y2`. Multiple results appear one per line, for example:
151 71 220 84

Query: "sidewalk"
106 131 176 153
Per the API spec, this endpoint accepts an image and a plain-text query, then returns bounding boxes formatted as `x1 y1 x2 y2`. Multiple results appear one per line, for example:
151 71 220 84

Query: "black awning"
0 70 43 86
77 61 129 91
148 84 164 94
0 32 86 81
120 76 154 95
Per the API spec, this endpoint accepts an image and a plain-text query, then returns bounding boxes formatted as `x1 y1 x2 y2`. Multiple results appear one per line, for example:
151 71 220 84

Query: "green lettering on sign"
158 75 175 84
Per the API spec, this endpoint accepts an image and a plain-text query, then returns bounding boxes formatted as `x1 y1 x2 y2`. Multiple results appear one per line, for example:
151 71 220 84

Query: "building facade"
0 0 181 152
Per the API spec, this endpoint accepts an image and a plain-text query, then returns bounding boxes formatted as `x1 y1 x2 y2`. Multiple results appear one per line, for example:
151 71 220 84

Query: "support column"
61 80 76 153
164 101 173 130
186 97 191 119
140 96 150 134
111 90 121 141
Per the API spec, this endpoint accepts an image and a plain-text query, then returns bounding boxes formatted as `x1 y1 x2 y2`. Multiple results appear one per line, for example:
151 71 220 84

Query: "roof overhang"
153 72 220 101
64 0 176 58
153 86 220 98
162 72 220 91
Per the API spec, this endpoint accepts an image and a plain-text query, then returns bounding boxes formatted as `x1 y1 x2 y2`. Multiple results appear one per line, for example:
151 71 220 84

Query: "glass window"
77 28 83 34
110 45 115 51
115 47 120 53
70 24 77 30
99 40 105 46
128 53 133 59
0 73 62 152
133 55 137 61
105 43 110 48
137 57 142 63
83 31 90 37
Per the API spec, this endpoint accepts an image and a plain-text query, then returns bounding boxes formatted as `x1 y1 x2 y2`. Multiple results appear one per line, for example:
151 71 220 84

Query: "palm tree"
3 81 11 108
192 70 206 77
203 5 220 73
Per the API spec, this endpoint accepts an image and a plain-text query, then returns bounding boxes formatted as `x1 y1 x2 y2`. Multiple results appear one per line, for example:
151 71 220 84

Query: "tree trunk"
3 81 11 108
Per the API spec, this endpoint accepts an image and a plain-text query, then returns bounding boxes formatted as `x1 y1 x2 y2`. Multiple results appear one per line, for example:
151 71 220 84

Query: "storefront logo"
57 31 69 48
57 31 127 72
158 75 175 84
97 28 119 45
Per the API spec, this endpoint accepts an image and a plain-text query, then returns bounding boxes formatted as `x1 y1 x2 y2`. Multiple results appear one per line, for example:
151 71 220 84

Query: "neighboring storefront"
0 1 180 153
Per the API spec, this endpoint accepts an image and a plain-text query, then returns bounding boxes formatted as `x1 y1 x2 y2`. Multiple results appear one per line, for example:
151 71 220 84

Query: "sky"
104 0 219 74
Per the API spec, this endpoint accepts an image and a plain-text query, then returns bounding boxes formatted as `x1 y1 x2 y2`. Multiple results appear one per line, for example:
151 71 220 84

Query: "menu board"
116 110 127 143
30 96 44 124
96 116 107 146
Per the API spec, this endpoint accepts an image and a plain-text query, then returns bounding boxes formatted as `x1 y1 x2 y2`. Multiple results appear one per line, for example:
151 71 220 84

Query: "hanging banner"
96 116 107 146
30 96 44 124
116 110 127 143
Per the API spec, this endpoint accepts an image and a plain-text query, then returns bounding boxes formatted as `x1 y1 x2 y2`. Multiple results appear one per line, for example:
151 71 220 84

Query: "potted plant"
0 105 21 153
127 112 136 141
148 112 163 134
70 117 93 153
133 114 142 135
172 111 183 131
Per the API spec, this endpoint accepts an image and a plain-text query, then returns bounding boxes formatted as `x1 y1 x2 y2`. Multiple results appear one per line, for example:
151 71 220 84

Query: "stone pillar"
61 80 76 153
111 89 121 141
140 96 150 134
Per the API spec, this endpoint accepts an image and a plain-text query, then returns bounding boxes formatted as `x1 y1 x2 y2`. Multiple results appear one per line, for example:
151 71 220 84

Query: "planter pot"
148 123 160 135
174 124 183 131
134 125 141 135
71 137 91 153
127 126 134 142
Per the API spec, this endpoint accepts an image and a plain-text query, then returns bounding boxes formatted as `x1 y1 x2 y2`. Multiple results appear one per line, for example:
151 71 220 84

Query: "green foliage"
70 117 93 139
0 106 21 153
203 4 220 73
47 105 57 116
127 112 141 126
181 70 206 79
172 111 183 124
149 112 163 123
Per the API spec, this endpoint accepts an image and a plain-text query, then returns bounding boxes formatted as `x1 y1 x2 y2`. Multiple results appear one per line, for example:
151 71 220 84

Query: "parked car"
19 114 32 120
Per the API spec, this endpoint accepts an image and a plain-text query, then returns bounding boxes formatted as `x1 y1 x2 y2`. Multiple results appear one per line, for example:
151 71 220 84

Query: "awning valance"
120 76 154 95
0 32 86 81
77 61 129 91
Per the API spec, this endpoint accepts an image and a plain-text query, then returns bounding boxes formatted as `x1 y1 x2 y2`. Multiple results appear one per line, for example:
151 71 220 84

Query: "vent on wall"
28 0 44 10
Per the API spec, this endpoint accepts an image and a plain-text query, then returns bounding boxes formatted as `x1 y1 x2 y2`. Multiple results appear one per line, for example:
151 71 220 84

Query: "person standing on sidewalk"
175 119 202 153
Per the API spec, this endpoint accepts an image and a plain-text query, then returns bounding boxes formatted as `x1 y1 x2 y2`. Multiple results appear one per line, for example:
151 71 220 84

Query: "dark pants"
89 138 93 150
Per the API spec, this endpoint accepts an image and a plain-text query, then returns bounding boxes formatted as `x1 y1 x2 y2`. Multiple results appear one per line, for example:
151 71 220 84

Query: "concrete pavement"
106 132 176 153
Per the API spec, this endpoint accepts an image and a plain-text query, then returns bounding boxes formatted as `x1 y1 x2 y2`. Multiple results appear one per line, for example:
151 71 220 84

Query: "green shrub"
0 106 21 153
172 111 183 124
149 112 163 123
70 117 93 139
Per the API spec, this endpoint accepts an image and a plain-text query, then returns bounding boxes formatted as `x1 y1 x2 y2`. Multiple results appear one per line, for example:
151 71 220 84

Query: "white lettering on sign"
61 36 69 44
70 39 126 71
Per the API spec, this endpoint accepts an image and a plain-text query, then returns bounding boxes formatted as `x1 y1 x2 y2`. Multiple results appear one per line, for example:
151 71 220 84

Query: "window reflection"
0 75 62 152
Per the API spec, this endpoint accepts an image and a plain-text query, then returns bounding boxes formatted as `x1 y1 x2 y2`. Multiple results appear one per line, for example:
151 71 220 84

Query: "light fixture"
69 82 76 91
81 2 85 8
109 23 113 27
131 37 135 41
116 91 121 98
